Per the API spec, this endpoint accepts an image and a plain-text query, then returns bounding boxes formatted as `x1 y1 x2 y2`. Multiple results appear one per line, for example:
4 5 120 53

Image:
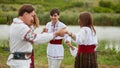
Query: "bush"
0 16 7 24
112 4 120 13
0 14 17 25
72 2 84 7
60 13 78 25
93 13 120 26
99 0 120 13
99 0 113 8
93 7 114 13
38 13 50 25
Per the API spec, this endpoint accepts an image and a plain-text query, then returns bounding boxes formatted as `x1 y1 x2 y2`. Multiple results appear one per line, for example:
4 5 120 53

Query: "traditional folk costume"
7 18 55 68
73 27 98 68
45 21 71 68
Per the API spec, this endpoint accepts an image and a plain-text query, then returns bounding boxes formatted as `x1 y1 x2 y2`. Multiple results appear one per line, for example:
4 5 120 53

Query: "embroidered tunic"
7 18 54 66
46 21 71 59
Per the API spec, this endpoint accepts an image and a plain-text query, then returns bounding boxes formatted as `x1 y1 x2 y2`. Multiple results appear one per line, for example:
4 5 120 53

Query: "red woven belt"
50 39 62 44
77 44 96 54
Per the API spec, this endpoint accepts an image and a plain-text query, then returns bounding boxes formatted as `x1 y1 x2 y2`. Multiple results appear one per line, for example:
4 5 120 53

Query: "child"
43 8 71 68
67 12 98 68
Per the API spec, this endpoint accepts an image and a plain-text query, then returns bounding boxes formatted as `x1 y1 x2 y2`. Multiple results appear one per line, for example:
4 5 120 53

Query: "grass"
0 40 120 68
0 47 9 68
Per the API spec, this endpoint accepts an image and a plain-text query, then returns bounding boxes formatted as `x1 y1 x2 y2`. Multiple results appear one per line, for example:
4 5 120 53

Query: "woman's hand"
41 28 48 33
66 40 75 50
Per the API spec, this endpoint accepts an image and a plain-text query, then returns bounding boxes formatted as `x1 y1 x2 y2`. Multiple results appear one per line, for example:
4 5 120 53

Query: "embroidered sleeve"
24 30 37 43
63 34 71 43
34 33 54 44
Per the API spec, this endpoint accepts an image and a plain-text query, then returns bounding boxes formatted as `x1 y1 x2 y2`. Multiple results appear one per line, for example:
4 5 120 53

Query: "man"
43 8 71 68
7 4 67 68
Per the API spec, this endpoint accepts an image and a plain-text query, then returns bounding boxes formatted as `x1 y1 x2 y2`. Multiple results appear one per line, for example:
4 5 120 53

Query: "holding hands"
54 27 68 37
42 27 68 37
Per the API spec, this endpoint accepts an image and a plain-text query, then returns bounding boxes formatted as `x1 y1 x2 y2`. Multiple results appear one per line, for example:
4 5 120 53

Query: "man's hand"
54 27 67 37
41 28 48 33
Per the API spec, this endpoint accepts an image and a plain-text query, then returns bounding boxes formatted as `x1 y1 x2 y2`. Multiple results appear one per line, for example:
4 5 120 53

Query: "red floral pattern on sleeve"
24 30 37 43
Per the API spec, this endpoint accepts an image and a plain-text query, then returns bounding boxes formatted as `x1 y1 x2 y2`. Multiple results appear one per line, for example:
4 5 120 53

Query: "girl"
67 12 98 68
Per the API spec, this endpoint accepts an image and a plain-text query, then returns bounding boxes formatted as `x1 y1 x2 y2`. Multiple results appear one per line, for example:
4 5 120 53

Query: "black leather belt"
12 52 32 60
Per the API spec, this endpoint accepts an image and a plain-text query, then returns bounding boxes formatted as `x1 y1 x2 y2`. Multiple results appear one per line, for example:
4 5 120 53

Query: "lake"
0 25 120 41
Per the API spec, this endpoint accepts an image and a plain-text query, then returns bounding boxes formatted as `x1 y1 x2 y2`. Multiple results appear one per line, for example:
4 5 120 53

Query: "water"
0 25 9 40
95 26 120 41
0 25 120 51
1 25 120 41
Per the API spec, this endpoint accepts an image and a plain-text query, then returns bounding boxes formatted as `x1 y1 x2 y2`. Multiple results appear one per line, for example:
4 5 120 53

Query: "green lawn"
0 40 120 68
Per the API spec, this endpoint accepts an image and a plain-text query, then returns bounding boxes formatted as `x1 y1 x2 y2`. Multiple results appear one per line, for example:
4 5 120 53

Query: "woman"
67 12 98 68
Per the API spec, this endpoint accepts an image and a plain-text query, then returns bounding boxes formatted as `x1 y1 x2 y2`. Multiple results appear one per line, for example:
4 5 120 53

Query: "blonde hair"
33 14 39 29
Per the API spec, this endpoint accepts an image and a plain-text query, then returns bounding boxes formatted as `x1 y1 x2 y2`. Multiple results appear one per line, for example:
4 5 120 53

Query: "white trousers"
48 58 62 68
10 64 30 68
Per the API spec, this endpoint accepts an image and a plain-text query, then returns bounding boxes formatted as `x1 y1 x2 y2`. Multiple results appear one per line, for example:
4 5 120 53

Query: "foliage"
112 4 120 13
93 7 114 13
99 0 113 8
93 13 120 26
98 0 120 13
60 12 78 25
38 13 50 25
0 0 120 25
0 16 7 24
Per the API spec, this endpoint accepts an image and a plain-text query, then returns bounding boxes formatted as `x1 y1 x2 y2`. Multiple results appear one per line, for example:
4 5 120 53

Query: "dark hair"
18 4 35 16
50 8 60 16
79 12 96 34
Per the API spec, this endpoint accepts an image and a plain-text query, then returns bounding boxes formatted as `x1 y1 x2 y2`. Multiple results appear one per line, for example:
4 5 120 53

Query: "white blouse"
74 27 98 45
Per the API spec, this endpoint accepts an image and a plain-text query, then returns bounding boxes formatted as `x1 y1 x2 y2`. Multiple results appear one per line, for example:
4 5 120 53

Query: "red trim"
48 55 63 58
50 39 62 44
24 30 31 40
77 45 96 55
24 30 37 44
30 50 34 68
31 34 37 44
